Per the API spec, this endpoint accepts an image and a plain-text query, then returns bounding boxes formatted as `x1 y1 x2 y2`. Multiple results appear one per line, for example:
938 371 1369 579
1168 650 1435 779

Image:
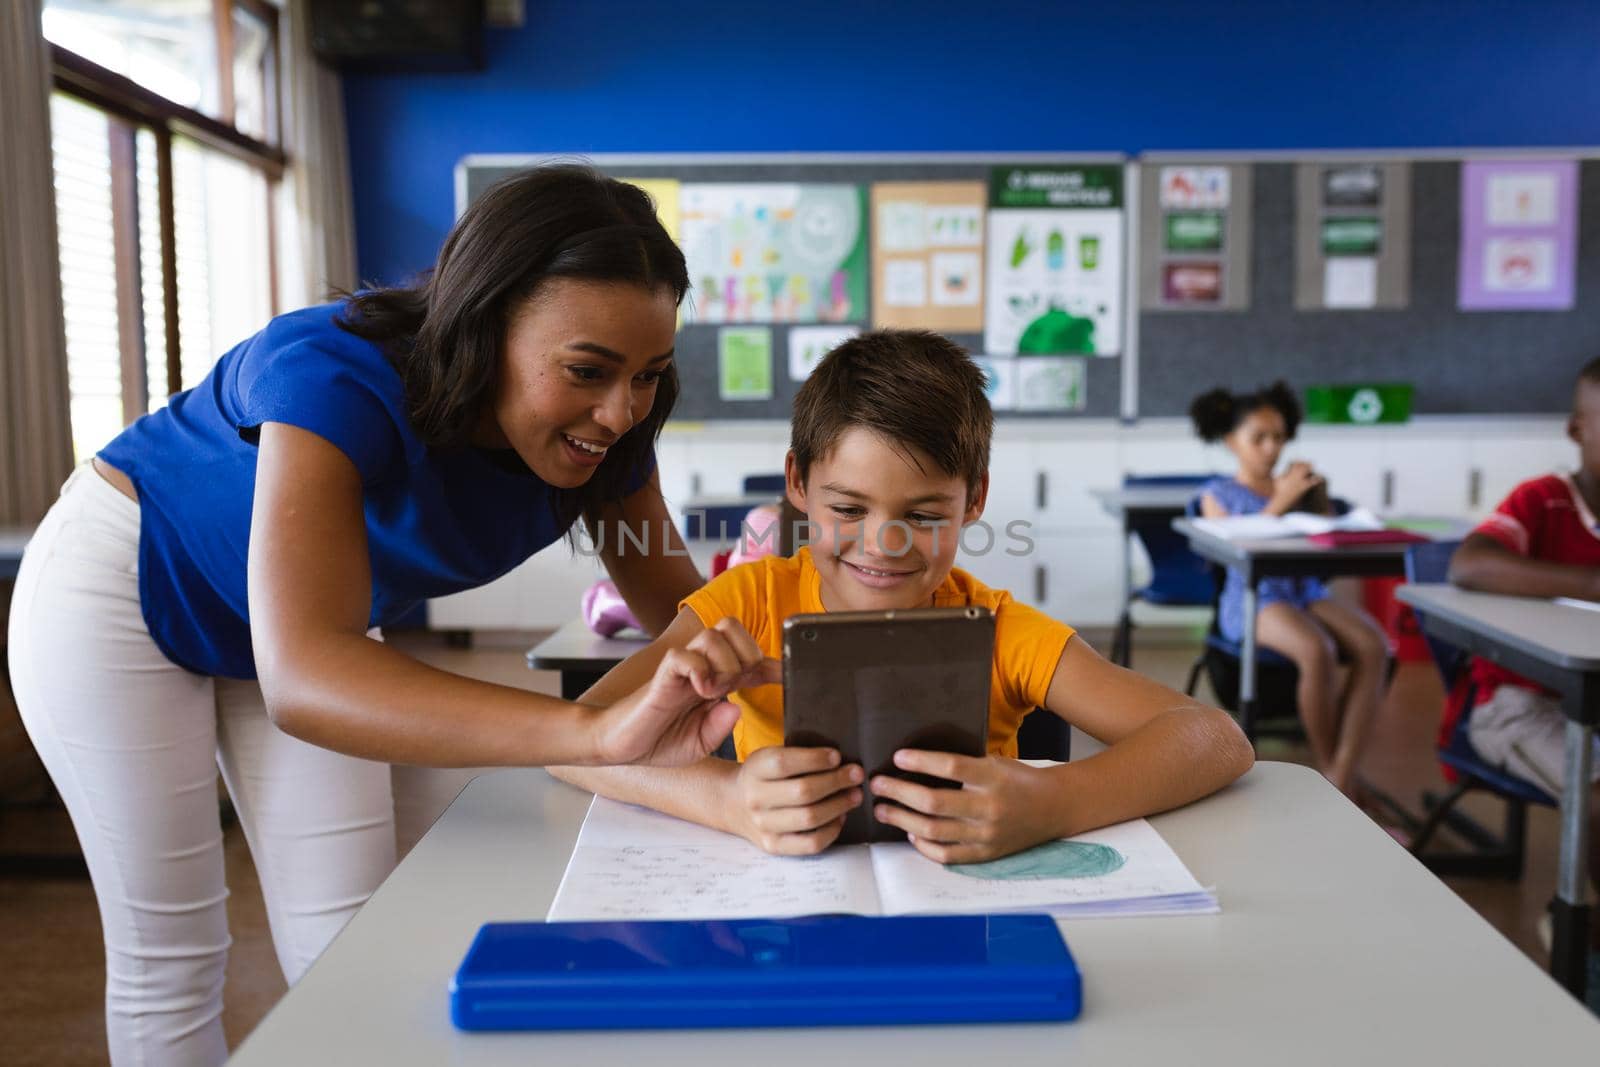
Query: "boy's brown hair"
790 329 993 502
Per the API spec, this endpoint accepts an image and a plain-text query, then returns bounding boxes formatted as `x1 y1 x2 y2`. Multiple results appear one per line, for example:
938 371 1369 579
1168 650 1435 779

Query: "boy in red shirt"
1449 356 1600 980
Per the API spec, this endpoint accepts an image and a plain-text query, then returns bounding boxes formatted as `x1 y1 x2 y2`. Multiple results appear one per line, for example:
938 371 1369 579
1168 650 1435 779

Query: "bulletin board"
457 153 1130 420
1135 153 1600 417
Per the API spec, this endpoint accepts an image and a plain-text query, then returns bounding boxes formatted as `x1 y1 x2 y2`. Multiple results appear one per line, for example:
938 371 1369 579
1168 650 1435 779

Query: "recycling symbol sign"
1347 388 1384 424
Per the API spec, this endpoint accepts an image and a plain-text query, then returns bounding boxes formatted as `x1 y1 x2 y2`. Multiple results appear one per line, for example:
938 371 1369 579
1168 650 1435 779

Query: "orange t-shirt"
680 547 1076 760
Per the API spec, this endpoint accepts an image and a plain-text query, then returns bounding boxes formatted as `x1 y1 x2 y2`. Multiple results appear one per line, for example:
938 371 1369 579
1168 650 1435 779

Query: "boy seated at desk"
553 330 1253 863
1448 356 1600 945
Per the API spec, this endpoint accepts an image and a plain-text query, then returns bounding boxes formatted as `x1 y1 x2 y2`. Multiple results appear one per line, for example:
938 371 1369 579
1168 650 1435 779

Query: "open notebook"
1189 507 1384 541
547 793 1217 922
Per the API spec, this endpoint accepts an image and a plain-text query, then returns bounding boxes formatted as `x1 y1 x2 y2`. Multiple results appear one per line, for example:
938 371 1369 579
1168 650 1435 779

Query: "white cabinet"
1035 530 1124 629
956 535 1040 608
1118 435 1222 481
1034 438 1120 530
675 429 788 498
1375 430 1473 516
652 433 696 520
1466 431 1574 518
980 440 1037 536
428 539 607 632
954 528 1121 627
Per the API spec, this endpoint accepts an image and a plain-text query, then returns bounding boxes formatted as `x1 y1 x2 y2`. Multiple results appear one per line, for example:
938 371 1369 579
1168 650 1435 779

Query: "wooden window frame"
49 0 286 413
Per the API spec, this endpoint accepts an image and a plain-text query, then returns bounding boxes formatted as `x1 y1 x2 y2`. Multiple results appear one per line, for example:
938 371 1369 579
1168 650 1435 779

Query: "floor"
0 626 1571 1064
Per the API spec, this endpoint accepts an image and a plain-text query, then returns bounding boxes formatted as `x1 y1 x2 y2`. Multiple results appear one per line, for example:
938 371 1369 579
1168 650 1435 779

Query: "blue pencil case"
449 913 1081 1030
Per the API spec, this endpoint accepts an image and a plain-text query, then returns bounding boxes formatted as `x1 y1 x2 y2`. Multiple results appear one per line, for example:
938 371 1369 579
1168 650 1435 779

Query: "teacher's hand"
592 618 777 766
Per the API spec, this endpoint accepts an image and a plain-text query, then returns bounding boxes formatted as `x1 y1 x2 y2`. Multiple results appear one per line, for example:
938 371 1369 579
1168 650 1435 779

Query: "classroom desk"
225 762 1600 1065
1089 486 1200 666
1396 584 1600 1000
1171 518 1419 740
525 619 648 700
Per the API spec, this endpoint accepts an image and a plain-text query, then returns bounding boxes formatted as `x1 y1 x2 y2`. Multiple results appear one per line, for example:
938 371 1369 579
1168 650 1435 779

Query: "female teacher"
8 164 764 1065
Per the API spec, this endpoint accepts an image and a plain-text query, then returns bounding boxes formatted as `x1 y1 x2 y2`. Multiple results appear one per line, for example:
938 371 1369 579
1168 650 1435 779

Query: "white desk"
1171 518 1422 740
1396 584 1600 1000
525 618 649 700
227 763 1598 1064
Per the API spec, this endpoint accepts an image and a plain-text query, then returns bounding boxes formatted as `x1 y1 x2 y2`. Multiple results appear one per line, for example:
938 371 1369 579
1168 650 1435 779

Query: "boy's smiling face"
786 426 987 613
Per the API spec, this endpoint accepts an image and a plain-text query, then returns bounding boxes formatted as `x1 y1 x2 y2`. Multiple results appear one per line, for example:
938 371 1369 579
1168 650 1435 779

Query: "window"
44 0 284 461
50 94 122 461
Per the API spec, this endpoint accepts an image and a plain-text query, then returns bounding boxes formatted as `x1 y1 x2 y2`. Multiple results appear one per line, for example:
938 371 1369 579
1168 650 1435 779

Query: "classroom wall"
342 0 1600 286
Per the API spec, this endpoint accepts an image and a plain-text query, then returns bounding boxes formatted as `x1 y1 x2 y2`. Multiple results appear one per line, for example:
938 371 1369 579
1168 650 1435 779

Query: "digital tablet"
782 606 994 844
449 914 1081 1030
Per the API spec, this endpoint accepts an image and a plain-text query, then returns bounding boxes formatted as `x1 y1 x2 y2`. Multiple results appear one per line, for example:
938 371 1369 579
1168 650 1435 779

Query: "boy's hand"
730 746 864 855
870 751 1055 864
594 618 777 767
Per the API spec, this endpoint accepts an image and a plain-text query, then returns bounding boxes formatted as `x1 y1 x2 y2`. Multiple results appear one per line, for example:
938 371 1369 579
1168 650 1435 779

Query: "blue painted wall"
343 0 1600 285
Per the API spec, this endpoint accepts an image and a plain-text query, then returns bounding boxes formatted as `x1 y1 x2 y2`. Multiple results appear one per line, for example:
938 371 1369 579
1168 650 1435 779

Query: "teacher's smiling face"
483 278 679 489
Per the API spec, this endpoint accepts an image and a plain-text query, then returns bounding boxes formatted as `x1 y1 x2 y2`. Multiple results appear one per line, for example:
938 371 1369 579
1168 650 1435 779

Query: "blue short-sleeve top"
99 301 652 679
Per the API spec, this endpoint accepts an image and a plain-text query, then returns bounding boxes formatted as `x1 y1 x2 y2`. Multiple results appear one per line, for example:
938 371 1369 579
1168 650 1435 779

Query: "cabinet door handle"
1036 472 1048 511
690 472 702 495
1469 468 1482 509
1382 470 1394 510
1034 565 1047 604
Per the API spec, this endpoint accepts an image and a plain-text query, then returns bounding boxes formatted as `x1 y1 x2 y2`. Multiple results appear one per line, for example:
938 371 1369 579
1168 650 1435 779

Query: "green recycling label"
1347 388 1384 423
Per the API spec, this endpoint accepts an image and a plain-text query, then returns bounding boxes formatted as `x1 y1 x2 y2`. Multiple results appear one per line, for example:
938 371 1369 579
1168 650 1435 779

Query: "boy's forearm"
1036 706 1253 839
1450 537 1600 601
548 759 746 834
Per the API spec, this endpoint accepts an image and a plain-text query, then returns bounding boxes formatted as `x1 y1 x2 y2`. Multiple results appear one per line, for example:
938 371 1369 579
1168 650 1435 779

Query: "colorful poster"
787 325 858 382
1294 161 1410 311
1165 211 1224 253
1142 162 1251 312
1159 166 1229 209
1321 217 1382 257
681 184 867 324
718 327 773 400
929 251 981 306
882 258 927 307
1016 357 1086 412
985 166 1123 356
1163 262 1222 304
1459 160 1577 311
1322 166 1382 208
618 177 681 239
869 181 985 331
970 356 1017 412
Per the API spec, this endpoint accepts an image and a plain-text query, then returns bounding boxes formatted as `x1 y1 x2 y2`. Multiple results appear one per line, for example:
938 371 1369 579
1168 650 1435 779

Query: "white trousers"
8 466 480 1065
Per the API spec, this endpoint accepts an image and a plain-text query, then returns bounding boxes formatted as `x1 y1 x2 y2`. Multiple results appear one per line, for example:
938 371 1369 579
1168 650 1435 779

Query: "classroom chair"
1399 541 1555 878
1109 473 1215 667
742 473 787 494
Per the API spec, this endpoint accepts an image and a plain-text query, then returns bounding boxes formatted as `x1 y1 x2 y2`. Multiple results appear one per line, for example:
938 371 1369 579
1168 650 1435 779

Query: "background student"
1190 383 1390 799
1448 356 1600 986
554 330 1253 863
